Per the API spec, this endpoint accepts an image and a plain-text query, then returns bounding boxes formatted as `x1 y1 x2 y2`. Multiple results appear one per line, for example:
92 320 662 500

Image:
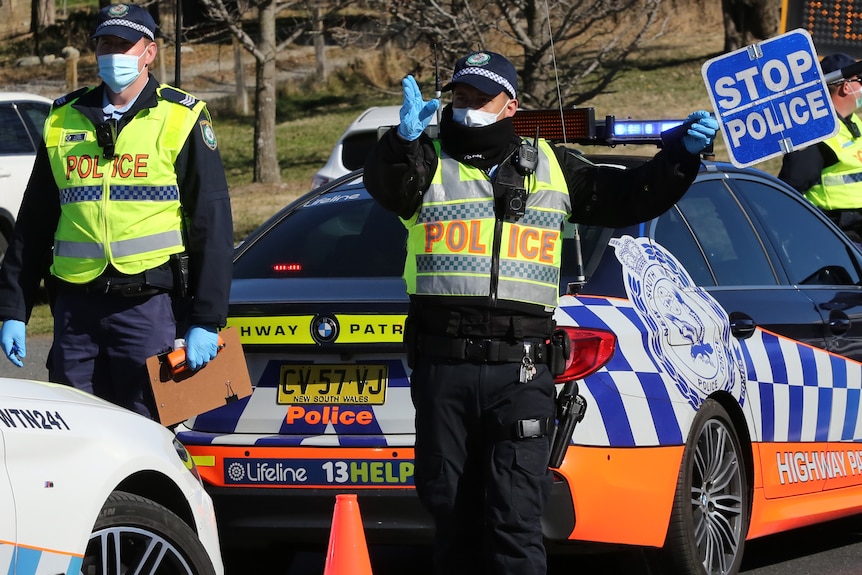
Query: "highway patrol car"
178 110 862 575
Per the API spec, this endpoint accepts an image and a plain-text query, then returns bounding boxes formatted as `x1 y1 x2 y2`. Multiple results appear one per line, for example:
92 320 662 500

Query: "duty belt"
56 274 162 298
419 334 548 364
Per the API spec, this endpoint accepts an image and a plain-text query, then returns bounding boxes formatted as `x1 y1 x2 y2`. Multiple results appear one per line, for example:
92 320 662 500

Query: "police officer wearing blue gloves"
0 4 233 420
363 50 717 575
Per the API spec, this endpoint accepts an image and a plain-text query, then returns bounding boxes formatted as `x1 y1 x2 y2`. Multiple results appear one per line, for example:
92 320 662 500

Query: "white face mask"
452 98 511 127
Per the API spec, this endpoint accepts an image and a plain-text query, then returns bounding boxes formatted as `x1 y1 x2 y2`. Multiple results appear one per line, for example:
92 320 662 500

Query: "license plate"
277 364 388 405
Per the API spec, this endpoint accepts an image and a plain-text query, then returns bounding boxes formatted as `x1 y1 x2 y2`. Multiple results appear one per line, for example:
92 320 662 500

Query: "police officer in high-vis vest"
780 53 862 240
363 51 718 575
0 4 233 420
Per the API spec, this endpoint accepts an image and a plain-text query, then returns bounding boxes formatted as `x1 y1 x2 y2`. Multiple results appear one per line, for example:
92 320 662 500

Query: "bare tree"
383 0 666 108
721 0 780 52
31 0 56 54
194 0 307 183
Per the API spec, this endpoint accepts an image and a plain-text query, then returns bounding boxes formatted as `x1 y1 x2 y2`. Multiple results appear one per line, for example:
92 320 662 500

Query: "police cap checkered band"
442 51 518 99
91 4 156 43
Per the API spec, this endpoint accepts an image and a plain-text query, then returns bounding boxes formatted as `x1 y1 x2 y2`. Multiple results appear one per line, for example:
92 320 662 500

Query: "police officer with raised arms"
0 4 233 420
363 50 718 574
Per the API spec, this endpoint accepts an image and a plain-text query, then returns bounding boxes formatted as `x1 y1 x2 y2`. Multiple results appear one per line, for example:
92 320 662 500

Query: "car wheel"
664 398 750 575
81 490 216 575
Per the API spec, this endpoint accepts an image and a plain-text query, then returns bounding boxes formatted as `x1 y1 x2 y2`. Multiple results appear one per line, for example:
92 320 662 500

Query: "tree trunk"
253 0 280 183
234 34 249 115
313 2 327 80
31 0 56 54
722 0 781 52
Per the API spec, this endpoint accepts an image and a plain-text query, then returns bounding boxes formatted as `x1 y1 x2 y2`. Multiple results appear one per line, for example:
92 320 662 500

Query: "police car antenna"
544 0 567 143
434 44 442 126
542 0 585 292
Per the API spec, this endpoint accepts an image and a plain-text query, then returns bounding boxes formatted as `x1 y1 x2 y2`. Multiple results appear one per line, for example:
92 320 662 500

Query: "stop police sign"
702 29 838 168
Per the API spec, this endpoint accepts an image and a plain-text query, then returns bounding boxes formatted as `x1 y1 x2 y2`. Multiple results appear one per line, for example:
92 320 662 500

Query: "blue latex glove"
0 320 26 368
184 325 219 371
683 110 719 155
397 75 440 141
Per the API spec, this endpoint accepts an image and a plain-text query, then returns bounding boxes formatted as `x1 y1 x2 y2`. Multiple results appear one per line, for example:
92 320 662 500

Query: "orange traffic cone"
323 493 373 575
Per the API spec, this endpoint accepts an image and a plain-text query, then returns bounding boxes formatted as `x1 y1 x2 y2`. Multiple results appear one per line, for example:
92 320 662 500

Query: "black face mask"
438 104 519 170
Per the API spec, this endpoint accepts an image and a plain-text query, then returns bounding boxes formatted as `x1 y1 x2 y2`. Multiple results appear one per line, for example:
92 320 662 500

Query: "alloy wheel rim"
84 526 195 575
691 419 744 575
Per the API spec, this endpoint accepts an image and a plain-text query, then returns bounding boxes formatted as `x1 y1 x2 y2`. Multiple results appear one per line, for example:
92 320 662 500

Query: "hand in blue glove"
183 325 219 371
0 320 26 368
683 110 719 155
397 75 440 141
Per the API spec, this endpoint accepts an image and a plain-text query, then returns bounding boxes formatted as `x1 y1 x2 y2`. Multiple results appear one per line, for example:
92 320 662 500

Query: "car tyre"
82 490 216 575
664 398 750 575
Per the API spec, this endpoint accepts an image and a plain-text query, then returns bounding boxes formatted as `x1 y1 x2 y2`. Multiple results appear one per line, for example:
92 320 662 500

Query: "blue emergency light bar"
609 119 684 140
512 109 687 146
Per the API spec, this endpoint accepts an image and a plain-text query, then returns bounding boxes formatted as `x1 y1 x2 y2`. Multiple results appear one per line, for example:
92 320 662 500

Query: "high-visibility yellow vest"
805 115 862 210
43 85 205 283
402 139 571 309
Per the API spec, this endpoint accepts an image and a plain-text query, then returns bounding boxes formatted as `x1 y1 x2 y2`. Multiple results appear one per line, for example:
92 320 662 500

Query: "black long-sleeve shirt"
0 75 233 327
362 117 701 321
363 123 700 227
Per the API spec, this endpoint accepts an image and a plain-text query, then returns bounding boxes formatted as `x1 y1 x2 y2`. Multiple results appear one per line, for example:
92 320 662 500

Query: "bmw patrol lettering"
64 153 149 179
285 405 374 425
337 314 404 343
348 323 403 335
0 408 70 430
226 316 314 344
240 323 298 337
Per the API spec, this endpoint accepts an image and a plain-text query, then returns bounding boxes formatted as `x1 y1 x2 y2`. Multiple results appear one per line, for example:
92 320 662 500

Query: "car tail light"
553 327 616 383
272 263 302 273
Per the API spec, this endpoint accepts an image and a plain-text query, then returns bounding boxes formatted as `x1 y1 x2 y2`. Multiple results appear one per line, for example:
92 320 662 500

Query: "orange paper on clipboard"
146 326 252 426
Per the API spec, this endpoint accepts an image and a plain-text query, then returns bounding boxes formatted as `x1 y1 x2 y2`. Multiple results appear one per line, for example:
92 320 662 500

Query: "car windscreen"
233 188 408 279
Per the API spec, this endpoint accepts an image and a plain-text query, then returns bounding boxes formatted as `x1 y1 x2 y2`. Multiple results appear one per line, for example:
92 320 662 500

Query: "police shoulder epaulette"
52 87 90 108
159 86 199 109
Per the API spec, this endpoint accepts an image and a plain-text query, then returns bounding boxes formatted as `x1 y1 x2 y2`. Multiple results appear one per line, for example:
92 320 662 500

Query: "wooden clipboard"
146 326 252 426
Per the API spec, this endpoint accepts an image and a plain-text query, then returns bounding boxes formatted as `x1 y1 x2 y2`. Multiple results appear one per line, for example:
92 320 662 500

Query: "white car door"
0 99 46 229
0 427 16 573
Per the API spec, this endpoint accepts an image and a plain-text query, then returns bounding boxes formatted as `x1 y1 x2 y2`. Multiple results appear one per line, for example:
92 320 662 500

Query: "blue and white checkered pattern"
451 67 517 100
110 185 179 201
555 295 862 449
60 185 180 203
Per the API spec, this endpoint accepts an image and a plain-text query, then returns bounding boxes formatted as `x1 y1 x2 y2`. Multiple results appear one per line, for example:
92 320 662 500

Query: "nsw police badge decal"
200 120 217 150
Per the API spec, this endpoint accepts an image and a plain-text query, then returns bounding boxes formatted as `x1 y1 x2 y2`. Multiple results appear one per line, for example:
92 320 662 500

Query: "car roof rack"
511 108 686 147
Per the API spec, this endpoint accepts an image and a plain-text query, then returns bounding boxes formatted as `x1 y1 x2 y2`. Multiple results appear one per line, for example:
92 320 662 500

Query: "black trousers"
50 291 176 419
410 357 555 575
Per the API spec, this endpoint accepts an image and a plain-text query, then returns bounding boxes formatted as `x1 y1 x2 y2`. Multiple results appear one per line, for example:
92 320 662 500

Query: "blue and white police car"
178 109 862 575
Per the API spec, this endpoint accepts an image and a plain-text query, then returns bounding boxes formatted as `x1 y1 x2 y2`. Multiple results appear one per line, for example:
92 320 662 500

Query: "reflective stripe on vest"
805 115 862 210
44 85 203 283
402 139 570 309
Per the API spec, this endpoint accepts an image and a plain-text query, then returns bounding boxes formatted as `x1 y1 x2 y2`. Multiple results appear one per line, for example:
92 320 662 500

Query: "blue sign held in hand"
702 29 838 168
